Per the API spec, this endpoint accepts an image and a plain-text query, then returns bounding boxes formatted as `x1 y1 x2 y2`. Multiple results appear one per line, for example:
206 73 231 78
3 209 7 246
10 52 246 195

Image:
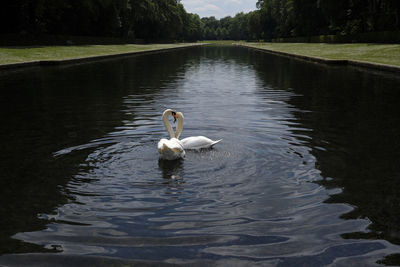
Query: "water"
0 46 400 266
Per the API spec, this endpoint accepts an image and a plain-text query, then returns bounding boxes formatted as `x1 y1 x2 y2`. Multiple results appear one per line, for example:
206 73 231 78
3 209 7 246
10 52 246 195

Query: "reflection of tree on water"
249 50 400 264
0 48 197 255
158 159 185 195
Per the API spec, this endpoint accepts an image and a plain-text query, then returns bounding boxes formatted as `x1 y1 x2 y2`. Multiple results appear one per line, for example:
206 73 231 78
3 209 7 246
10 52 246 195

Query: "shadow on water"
247 48 400 264
0 48 196 255
1 45 400 265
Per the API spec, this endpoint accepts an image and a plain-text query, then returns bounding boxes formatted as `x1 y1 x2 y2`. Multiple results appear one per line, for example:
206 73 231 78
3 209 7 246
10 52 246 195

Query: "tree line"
0 0 202 41
202 0 400 40
1 0 399 42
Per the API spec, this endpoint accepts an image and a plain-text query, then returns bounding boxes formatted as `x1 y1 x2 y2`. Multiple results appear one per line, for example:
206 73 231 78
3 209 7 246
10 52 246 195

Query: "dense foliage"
0 0 202 41
202 0 400 40
0 0 399 42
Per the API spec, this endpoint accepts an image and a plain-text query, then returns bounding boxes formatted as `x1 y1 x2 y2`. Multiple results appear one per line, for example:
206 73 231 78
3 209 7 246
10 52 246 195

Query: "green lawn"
203 40 237 45
1 42 399 68
239 42 400 67
0 43 200 65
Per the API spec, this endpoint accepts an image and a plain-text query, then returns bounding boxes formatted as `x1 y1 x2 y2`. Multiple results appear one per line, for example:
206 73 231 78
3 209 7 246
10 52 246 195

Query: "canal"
0 45 400 266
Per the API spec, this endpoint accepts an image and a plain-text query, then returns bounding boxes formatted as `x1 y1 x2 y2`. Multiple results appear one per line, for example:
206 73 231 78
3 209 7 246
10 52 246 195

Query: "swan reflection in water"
158 158 185 195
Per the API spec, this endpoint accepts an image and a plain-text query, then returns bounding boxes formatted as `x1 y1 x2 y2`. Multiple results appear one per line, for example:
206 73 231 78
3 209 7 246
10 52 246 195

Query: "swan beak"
171 112 178 123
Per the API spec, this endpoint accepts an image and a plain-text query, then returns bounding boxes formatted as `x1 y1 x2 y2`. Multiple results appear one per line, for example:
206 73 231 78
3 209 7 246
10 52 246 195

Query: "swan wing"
181 136 222 150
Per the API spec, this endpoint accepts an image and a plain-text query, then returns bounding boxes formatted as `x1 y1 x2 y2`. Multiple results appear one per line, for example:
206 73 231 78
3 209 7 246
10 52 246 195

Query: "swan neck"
175 112 184 139
162 110 175 138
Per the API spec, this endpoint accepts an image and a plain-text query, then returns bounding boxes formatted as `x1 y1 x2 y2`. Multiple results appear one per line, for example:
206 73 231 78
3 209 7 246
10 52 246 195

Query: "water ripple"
3 46 397 266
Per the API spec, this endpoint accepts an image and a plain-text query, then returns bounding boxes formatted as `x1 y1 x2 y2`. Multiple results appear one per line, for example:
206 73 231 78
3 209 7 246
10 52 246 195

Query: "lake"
1 45 400 266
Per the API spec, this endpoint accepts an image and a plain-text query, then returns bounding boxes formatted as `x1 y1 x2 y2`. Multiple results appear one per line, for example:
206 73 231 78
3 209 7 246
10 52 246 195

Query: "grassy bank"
203 40 237 45
239 42 400 67
2 42 399 69
0 43 200 65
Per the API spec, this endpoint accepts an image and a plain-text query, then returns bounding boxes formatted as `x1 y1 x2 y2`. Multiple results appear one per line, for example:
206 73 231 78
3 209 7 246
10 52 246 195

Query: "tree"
248 11 263 39
1 0 399 43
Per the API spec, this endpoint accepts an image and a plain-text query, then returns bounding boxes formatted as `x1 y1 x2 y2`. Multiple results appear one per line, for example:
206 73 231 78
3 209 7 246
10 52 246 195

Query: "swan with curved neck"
174 111 222 150
157 109 185 160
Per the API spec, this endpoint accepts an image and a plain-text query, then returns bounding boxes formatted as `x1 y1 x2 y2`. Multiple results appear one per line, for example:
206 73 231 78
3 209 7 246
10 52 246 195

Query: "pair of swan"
158 109 222 160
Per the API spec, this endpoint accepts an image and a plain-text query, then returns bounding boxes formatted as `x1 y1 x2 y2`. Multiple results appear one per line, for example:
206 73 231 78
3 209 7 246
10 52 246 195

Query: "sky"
181 0 258 19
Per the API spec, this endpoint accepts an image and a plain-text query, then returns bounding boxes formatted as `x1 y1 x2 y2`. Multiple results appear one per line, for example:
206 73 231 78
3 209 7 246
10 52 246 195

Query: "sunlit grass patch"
203 40 237 45
0 43 199 65
241 42 400 67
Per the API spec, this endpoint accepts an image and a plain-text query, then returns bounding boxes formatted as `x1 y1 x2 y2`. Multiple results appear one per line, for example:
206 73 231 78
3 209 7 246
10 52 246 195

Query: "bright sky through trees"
181 0 257 18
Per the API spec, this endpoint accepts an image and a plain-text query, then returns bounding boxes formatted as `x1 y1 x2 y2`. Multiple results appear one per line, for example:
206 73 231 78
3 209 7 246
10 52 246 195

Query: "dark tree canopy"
253 0 400 40
0 0 399 43
0 0 201 41
202 0 400 41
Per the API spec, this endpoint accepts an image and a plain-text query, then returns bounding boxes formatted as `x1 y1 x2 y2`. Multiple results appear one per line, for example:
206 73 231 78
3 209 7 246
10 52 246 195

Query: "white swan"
157 109 185 160
174 112 222 150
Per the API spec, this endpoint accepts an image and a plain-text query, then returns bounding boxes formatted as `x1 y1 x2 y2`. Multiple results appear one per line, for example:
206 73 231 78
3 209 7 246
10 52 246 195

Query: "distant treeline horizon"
1 0 399 43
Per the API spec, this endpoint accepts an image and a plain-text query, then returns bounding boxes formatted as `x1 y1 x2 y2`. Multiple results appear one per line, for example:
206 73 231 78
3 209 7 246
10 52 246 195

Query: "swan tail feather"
211 139 222 147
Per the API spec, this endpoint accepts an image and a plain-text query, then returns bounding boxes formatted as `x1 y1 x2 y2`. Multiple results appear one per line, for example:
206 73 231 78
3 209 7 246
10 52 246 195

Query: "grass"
239 42 400 67
0 43 200 65
203 40 237 45
1 41 399 68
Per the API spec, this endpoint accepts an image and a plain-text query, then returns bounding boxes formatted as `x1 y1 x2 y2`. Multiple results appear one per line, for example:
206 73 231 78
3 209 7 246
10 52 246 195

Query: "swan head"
163 109 178 123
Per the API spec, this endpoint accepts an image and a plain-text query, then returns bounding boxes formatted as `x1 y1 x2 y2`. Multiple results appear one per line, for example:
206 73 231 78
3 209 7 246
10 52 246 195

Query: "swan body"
175 112 222 150
158 109 185 160
158 137 185 160
181 136 222 150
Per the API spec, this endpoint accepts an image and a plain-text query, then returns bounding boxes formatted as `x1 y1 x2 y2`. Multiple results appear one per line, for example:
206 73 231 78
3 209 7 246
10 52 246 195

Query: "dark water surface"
1 46 400 266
